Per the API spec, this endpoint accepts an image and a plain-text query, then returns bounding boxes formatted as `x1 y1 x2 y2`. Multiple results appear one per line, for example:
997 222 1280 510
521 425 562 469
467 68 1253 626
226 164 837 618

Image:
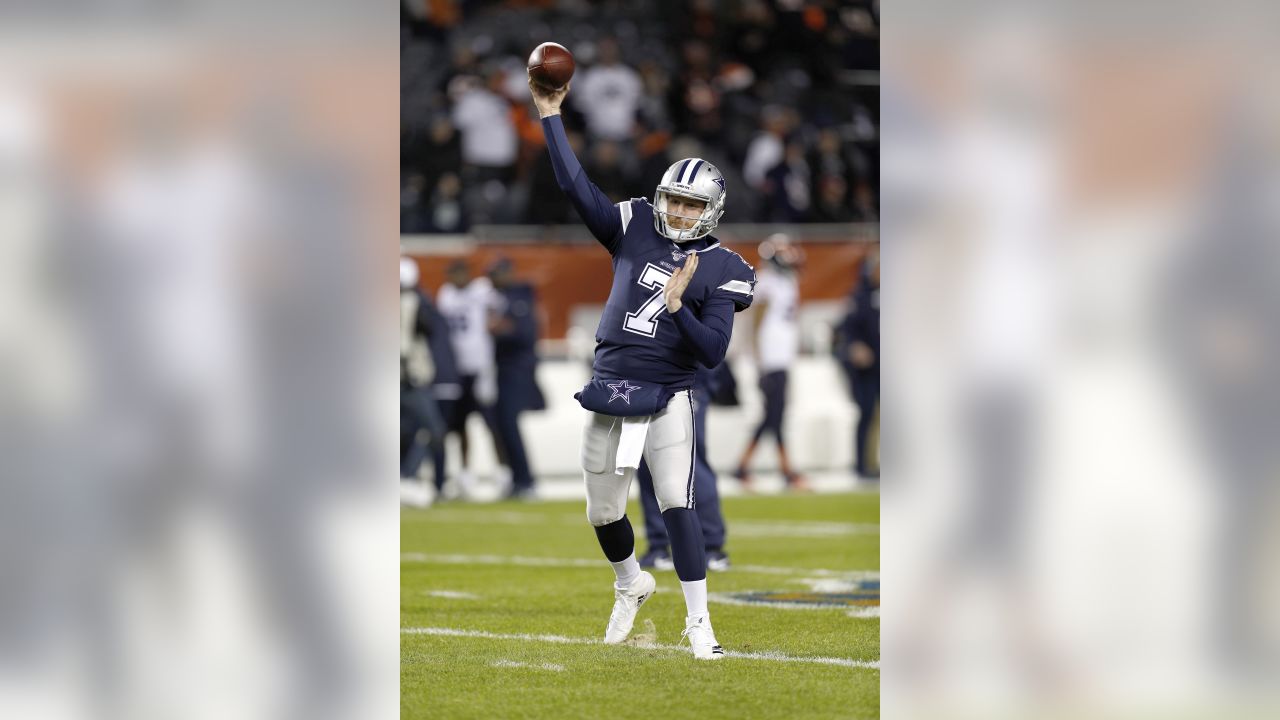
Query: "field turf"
402 491 879 719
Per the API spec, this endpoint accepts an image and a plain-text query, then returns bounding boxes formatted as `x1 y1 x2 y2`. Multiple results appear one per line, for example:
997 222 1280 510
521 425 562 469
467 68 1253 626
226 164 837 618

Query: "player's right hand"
528 71 570 118
851 341 875 369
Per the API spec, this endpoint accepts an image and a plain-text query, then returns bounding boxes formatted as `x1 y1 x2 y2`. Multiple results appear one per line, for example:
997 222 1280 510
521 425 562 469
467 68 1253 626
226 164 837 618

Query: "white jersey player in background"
435 258 507 497
734 234 808 490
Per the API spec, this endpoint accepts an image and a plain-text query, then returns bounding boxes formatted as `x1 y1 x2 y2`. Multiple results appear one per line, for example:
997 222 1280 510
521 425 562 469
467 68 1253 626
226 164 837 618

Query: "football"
528 42 575 89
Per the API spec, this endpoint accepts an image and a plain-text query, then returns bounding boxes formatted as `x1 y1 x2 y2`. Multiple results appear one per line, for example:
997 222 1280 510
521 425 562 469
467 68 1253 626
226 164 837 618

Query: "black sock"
593 516 635 563
661 508 707 581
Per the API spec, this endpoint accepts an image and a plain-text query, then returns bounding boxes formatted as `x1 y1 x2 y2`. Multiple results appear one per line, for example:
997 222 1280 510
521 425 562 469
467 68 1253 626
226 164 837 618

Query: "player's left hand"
664 252 698 313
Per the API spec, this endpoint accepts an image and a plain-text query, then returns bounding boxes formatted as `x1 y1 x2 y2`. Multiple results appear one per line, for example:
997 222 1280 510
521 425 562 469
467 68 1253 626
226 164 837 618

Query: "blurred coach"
839 252 880 479
487 258 546 499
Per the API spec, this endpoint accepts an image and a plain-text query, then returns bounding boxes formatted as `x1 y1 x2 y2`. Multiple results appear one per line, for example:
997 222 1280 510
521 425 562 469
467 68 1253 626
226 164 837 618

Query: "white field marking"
402 552 876 579
733 564 880 580
491 659 565 672
423 590 481 600
419 510 581 525
403 626 878 670
731 521 879 538
796 577 877 593
419 511 877 537
708 592 881 618
402 553 601 569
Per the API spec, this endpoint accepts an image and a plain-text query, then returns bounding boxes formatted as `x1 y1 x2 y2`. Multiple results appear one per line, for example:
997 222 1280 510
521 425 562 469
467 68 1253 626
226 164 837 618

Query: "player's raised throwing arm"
530 74 623 252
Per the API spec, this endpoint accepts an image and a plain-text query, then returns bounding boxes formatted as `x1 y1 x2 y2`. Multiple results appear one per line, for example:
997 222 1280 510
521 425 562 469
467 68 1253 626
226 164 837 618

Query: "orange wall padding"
407 242 875 340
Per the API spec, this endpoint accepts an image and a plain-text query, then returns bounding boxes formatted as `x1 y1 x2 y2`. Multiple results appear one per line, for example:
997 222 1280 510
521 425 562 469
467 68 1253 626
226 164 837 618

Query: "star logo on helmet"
607 380 640 404
712 176 725 191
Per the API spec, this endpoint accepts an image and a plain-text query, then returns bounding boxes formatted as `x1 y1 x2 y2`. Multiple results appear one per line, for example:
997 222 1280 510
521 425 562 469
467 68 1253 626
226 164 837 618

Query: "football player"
436 259 507 498
733 234 808 490
532 74 755 659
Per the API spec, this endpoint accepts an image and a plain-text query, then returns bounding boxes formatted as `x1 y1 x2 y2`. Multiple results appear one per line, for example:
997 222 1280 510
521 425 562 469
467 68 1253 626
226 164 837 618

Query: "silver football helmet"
653 157 726 242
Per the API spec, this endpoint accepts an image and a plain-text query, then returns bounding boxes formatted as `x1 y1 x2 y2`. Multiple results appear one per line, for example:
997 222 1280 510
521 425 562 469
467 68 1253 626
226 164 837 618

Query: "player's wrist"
538 107 561 119
665 300 682 314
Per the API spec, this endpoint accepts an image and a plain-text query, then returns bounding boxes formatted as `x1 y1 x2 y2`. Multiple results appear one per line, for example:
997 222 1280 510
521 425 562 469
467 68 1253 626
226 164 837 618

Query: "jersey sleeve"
713 253 758 312
541 114 623 253
671 297 735 368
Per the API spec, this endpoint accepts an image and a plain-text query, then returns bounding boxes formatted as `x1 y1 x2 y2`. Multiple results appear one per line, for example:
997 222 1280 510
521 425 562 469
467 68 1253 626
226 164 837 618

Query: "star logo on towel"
607 380 640 404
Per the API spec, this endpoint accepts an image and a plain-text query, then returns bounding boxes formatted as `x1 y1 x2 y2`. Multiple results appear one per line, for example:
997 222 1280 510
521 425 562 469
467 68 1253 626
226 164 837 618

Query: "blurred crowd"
401 0 879 232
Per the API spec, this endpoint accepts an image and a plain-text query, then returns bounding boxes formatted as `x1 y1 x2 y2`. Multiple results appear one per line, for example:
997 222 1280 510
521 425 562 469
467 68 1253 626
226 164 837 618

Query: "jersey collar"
671 238 720 255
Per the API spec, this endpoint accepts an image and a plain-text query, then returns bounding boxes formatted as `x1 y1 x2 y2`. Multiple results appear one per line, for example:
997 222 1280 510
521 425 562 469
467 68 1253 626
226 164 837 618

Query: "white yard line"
404 626 878 670
418 511 878 537
731 522 880 537
402 552 878 579
422 590 481 600
403 553 602 569
491 659 565 672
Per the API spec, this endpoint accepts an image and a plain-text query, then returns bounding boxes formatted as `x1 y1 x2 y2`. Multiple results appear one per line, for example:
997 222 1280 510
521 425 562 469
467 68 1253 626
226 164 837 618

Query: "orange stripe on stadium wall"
405 241 876 340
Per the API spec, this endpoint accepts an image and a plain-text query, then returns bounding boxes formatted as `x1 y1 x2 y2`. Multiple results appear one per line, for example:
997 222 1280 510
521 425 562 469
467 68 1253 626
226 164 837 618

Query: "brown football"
528 42 575 89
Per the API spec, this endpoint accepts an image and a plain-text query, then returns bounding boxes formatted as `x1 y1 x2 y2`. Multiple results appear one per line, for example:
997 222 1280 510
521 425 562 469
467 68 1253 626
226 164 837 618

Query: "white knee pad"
645 391 696 513
582 412 631 526
585 472 630 526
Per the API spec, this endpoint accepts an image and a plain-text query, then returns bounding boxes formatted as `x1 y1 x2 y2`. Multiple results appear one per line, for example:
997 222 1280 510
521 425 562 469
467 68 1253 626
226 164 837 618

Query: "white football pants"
582 390 696 526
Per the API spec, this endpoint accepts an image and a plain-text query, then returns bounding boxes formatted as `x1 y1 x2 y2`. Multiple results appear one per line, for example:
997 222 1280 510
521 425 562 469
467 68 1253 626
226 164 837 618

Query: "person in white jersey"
733 234 808 490
436 258 506 496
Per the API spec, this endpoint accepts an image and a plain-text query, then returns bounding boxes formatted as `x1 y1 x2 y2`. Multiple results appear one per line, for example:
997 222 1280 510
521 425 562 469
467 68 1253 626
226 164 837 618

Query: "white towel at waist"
614 415 651 475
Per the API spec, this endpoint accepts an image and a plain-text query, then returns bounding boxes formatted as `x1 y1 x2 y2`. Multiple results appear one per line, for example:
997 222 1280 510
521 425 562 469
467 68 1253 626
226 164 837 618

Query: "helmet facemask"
652 157 727 243
654 189 717 242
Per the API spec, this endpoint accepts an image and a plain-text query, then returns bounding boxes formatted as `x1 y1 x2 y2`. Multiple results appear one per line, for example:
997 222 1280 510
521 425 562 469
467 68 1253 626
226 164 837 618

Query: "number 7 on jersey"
623 263 672 337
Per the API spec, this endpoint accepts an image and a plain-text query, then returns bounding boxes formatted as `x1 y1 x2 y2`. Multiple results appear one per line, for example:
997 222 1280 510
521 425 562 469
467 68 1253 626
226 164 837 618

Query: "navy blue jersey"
542 116 756 387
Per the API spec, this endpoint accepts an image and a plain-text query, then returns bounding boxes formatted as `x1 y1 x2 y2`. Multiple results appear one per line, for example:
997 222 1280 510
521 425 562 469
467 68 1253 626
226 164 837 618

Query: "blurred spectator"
727 0 777 76
670 39 726 143
809 128 851 186
762 138 812 222
400 0 460 42
449 71 517 184
838 5 880 71
743 106 792 193
400 2 878 231
851 179 878 221
402 115 462 197
573 37 643 142
525 129 585 224
633 116 674 197
401 173 429 233
426 172 468 233
811 174 855 223
584 139 634 203
636 60 673 129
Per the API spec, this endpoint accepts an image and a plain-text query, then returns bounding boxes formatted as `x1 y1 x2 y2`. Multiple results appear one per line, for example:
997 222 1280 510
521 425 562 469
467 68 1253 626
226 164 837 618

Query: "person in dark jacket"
837 252 880 478
486 257 546 500
636 364 731 571
401 257 462 501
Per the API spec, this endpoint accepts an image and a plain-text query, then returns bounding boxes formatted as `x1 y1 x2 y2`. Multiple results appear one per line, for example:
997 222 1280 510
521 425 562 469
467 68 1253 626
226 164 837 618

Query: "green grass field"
402 491 880 719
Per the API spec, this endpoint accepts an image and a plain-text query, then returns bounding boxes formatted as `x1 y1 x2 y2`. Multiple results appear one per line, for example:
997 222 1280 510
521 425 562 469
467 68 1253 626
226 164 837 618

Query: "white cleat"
682 613 725 660
453 470 477 501
399 479 434 508
603 571 656 644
